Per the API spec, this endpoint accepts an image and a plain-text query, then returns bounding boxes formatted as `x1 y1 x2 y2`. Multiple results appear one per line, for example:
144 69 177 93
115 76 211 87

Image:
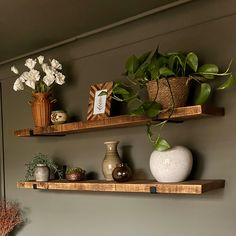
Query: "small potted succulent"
65 167 86 181
24 153 63 181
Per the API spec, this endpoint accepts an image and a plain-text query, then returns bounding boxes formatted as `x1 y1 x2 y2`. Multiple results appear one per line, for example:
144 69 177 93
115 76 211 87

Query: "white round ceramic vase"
149 146 193 183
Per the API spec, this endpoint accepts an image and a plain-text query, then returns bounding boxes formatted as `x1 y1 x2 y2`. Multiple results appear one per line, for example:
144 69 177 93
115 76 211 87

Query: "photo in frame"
87 82 113 121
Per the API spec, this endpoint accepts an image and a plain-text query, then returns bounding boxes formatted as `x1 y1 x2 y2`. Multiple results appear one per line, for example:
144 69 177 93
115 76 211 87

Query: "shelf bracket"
150 186 157 194
33 184 38 189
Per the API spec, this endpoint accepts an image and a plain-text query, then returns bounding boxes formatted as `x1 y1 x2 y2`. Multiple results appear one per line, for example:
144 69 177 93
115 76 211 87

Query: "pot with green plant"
109 47 235 151
25 153 63 181
122 48 234 109
110 48 235 182
65 167 86 181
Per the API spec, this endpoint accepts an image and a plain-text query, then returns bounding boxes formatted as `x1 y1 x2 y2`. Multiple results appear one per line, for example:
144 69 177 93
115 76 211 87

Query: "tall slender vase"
102 141 121 181
30 93 52 127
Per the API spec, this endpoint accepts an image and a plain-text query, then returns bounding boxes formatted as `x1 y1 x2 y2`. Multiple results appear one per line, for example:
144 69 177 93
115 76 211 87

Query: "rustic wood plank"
32 115 150 135
14 106 224 136
14 128 33 137
16 179 225 194
157 105 224 121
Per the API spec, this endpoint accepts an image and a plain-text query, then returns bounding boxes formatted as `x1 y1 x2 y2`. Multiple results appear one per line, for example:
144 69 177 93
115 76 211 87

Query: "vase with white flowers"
11 56 66 127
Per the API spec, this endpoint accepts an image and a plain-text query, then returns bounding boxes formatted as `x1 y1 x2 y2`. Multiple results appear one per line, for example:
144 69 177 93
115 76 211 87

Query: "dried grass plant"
0 201 23 236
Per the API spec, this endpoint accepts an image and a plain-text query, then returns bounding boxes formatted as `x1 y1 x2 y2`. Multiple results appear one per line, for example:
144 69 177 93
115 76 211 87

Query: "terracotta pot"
147 77 190 109
30 93 52 127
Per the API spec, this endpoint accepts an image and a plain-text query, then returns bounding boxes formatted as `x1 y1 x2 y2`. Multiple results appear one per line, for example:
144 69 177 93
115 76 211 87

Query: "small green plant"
25 153 63 181
65 167 85 174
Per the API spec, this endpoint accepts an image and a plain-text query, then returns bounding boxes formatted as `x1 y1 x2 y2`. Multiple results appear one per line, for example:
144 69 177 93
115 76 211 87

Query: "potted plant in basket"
11 56 66 127
24 153 63 181
110 47 235 151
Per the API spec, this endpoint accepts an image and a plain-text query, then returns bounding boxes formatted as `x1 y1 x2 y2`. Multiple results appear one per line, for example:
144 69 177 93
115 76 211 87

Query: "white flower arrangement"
11 56 65 93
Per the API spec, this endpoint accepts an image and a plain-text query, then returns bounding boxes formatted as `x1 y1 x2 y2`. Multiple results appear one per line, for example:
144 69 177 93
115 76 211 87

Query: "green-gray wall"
0 1 236 235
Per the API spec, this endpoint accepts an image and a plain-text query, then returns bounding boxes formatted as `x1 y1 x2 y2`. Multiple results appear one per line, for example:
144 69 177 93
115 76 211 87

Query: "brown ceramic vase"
31 93 52 127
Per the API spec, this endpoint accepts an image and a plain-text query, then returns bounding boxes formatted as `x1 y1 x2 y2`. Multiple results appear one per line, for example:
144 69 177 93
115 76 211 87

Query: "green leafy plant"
65 167 85 174
25 153 63 181
116 48 234 107
107 48 235 151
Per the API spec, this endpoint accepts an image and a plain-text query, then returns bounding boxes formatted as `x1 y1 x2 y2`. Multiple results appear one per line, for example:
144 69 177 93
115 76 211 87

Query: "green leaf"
127 98 143 112
194 83 211 105
129 105 145 116
145 102 162 118
135 63 147 78
168 54 185 73
154 138 171 151
98 91 108 96
159 67 175 77
197 64 219 79
113 86 129 96
186 52 198 72
217 74 236 90
138 51 151 64
125 55 139 74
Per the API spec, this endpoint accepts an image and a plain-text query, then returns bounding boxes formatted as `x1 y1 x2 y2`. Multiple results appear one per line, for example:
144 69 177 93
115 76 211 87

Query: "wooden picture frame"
87 82 113 121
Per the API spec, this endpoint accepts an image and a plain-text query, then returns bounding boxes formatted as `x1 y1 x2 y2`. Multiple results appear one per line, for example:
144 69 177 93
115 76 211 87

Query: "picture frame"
87 81 113 121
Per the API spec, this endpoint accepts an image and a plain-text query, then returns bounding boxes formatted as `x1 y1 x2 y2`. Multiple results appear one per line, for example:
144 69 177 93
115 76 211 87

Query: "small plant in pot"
109 47 235 151
65 167 86 181
25 153 63 181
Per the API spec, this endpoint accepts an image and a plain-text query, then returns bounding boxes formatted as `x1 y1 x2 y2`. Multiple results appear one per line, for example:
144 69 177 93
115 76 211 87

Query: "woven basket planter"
147 77 190 109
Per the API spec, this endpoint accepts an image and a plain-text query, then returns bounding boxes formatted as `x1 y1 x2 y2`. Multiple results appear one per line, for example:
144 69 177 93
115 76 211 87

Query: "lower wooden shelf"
17 179 225 195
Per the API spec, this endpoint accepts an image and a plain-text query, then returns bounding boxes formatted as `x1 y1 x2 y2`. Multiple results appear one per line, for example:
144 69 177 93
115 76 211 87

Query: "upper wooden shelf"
17 179 225 194
14 105 224 137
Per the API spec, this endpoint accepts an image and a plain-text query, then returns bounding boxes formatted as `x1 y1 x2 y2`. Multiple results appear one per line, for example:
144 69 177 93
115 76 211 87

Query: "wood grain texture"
87 82 113 121
157 105 224 121
16 179 225 194
14 128 33 137
14 106 224 137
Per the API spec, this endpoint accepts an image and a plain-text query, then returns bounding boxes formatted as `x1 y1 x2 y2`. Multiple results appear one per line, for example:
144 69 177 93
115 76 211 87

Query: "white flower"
37 56 44 64
42 63 53 75
12 56 65 92
11 66 19 74
20 70 40 90
51 59 62 70
25 58 36 70
13 78 24 91
43 74 55 87
55 72 65 85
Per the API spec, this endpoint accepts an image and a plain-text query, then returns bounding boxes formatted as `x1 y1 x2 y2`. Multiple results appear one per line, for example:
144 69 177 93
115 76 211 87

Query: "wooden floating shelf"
17 179 225 195
14 105 224 137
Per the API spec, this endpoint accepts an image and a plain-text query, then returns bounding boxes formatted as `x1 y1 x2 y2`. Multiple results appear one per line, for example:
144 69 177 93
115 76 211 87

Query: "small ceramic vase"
112 163 132 182
51 110 67 124
102 141 122 181
34 164 50 182
150 146 193 183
